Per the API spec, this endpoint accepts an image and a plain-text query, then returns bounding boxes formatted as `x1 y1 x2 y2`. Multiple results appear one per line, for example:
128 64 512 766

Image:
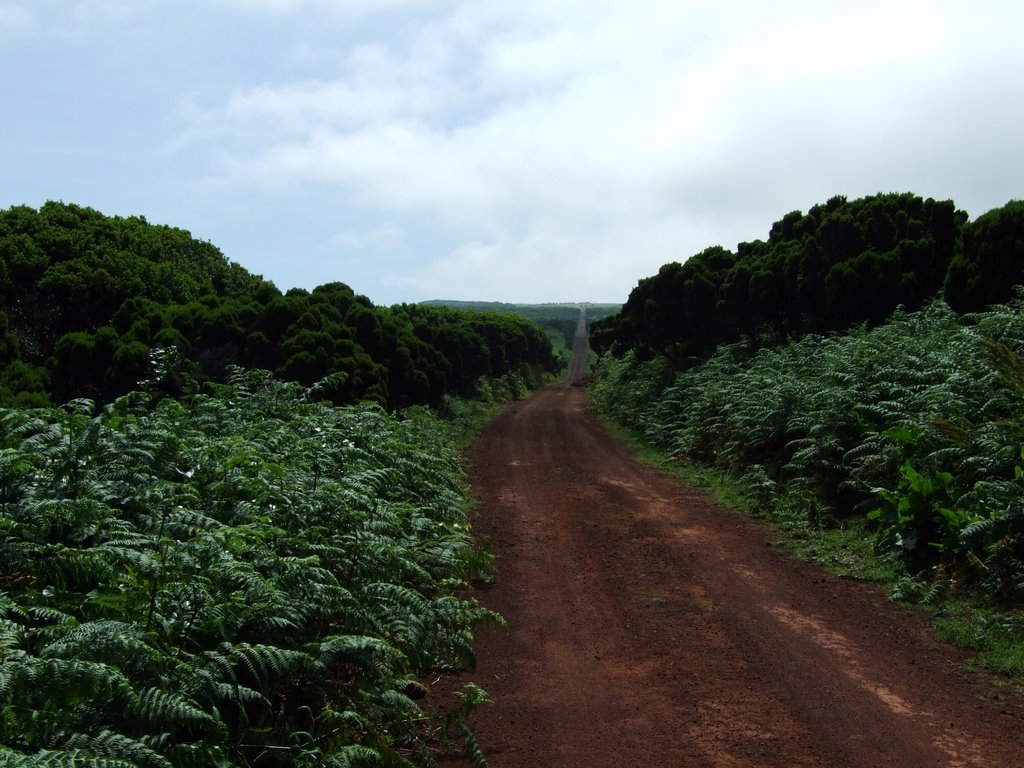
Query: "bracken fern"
0 367 497 765
592 299 1024 600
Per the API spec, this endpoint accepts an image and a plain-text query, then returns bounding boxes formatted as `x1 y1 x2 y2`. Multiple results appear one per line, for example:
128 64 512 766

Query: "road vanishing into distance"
436 382 1024 767
568 306 588 385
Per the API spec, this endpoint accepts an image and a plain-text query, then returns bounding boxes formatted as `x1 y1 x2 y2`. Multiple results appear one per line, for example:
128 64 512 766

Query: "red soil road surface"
436 384 1024 768
568 307 588 385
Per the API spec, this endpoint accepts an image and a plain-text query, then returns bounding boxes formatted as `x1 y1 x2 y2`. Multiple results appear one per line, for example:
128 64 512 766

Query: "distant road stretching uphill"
568 307 588 385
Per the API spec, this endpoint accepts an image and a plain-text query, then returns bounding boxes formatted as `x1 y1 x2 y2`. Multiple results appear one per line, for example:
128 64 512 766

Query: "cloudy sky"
2 1 1022 305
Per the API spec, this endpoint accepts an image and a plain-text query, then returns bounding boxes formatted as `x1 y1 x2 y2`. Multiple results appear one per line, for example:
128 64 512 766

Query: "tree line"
0 202 559 409
592 192 1024 359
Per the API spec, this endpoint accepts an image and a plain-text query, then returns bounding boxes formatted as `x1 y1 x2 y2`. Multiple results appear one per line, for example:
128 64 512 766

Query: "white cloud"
331 224 406 253
68 0 166 22
208 0 453 18
8 0 1024 302
389 215 720 303
173 0 1024 299
0 3 32 35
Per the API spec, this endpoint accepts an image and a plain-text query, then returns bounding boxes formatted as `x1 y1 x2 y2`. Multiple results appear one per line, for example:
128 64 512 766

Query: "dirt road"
439 384 1024 767
567 307 588 385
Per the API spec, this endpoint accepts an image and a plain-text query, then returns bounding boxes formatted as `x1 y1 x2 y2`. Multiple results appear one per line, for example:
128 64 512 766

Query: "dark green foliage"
592 192 970 358
869 455 968 573
0 202 557 410
0 202 273 406
0 311 49 406
945 200 1024 312
593 246 737 359
1 202 265 344
590 191 1024 601
0 369 499 765
592 299 1024 602
393 304 560 396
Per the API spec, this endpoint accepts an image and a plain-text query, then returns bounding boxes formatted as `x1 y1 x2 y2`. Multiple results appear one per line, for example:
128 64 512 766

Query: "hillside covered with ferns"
591 192 1024 615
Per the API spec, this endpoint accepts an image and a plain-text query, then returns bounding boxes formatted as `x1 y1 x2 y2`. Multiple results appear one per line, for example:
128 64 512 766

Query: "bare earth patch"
433 385 1024 767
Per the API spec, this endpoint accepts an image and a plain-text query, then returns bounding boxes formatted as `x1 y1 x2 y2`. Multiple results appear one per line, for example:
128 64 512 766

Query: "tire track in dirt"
435 385 1023 767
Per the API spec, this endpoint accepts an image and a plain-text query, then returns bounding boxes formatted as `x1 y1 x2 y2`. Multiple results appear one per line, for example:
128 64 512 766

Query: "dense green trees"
945 200 1024 312
393 304 558 397
592 192 983 358
0 202 559 409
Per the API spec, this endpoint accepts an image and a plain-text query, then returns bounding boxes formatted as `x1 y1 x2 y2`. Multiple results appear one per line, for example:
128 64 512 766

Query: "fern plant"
592 298 1024 601
0 367 498 766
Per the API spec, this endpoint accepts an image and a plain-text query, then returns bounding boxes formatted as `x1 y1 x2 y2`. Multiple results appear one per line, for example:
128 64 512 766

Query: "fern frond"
460 725 490 768
24 545 116 592
41 620 163 679
211 681 269 709
979 337 1024 395
29 605 79 629
0 617 25 652
0 747 140 767
215 642 311 692
63 729 173 768
320 744 397 767
314 635 404 679
135 686 223 736
960 517 997 546
4 656 136 709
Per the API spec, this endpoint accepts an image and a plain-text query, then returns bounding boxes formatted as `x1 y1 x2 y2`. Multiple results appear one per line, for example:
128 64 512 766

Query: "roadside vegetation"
0 201 564 766
0 365 503 766
590 192 1024 680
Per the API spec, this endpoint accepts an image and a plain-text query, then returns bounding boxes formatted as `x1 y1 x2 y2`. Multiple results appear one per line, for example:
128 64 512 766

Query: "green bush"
0 368 498 766
592 299 1024 602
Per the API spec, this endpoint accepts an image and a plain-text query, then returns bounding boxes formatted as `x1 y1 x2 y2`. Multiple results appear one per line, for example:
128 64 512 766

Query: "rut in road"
437 385 1023 768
